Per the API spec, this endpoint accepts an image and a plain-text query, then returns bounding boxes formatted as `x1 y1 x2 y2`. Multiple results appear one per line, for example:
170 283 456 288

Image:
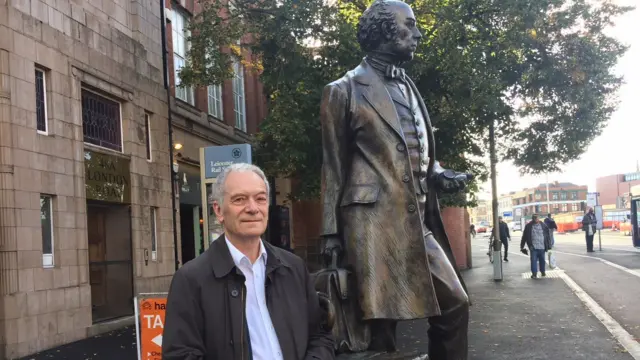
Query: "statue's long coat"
320 60 468 320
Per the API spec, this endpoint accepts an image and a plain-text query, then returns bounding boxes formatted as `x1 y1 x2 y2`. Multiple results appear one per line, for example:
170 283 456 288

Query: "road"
477 229 640 357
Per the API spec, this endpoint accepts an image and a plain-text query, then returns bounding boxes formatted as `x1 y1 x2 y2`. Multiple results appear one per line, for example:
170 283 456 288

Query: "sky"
479 0 640 199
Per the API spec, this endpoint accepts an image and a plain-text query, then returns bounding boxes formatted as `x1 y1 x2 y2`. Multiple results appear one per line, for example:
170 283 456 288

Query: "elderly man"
162 163 334 360
520 214 552 278
319 0 472 358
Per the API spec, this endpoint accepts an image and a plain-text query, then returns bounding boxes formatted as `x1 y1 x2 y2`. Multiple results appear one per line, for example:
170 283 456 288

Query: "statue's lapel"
387 85 411 110
353 61 405 142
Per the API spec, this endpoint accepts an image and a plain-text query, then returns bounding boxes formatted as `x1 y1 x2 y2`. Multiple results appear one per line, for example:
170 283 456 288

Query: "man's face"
213 171 269 240
385 2 422 61
532 216 539 223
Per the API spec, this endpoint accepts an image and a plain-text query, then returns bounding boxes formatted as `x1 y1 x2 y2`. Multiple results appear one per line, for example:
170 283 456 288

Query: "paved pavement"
22 233 639 360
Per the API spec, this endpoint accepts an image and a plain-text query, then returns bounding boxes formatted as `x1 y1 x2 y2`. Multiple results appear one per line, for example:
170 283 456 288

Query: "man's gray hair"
212 163 270 205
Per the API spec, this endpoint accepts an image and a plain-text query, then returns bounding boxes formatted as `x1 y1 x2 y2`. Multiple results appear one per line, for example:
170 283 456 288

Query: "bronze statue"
319 1 472 358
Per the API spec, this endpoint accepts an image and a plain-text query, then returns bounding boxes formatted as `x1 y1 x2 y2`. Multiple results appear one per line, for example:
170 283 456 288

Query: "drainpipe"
160 0 180 271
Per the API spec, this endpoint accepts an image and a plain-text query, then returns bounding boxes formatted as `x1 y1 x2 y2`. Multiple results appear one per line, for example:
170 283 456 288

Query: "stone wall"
0 0 173 357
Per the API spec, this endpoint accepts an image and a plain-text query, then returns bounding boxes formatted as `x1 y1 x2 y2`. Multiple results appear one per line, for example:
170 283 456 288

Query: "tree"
179 0 632 206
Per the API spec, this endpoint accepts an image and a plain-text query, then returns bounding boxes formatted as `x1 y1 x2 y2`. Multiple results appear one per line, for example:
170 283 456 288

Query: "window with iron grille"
35 69 48 133
232 60 246 132
82 89 122 152
145 113 152 161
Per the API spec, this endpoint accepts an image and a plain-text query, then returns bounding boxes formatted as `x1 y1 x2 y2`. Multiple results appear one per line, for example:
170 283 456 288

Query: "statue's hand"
322 236 343 267
436 170 474 194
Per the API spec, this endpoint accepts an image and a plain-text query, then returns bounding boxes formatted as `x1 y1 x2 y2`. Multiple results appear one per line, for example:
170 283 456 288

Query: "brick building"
164 0 266 265
595 172 640 208
0 0 175 357
512 182 588 222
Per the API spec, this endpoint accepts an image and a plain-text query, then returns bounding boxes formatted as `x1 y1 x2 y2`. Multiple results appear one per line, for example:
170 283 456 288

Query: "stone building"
0 0 268 357
164 0 266 265
0 0 175 357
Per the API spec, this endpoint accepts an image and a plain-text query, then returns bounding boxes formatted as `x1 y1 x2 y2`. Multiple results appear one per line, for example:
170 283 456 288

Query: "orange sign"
139 298 167 360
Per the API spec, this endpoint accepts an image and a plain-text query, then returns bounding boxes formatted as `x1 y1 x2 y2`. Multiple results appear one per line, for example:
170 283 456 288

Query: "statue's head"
357 0 422 62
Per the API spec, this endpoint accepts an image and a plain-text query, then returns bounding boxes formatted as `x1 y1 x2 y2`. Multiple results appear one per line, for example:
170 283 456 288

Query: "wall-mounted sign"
84 150 131 203
503 211 513 218
203 144 252 179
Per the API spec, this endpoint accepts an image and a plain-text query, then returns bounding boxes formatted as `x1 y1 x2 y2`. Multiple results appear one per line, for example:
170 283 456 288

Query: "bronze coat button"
408 204 416 212
402 174 410 183
396 143 405 152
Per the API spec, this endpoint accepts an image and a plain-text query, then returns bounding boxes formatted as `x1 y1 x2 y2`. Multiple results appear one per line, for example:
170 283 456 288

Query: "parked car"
510 221 522 232
476 224 488 233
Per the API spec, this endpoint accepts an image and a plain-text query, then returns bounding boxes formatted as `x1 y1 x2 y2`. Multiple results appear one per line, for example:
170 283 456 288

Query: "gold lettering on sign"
84 150 131 203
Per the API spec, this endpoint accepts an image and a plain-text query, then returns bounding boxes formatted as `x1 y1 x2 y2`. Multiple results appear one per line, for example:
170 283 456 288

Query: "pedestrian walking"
470 224 476 238
544 214 558 247
498 217 511 261
520 214 552 278
162 163 335 360
582 207 597 253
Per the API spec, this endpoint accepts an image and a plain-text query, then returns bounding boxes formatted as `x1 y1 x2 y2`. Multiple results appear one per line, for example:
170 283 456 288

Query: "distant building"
595 172 640 209
470 199 492 225
498 192 515 221
512 182 588 223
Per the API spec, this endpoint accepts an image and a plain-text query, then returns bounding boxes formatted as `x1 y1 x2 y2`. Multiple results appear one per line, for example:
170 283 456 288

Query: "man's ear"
381 21 396 41
213 201 224 223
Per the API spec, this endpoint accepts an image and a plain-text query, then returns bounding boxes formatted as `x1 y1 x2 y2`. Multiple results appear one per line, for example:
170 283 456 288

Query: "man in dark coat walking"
520 214 552 278
319 1 472 358
498 217 511 261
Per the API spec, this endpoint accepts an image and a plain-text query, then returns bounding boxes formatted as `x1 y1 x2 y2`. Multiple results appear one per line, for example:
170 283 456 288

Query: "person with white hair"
582 207 597 253
162 163 335 360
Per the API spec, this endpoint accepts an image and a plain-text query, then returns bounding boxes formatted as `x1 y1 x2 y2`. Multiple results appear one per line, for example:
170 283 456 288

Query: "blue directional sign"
503 211 513 217
203 144 252 179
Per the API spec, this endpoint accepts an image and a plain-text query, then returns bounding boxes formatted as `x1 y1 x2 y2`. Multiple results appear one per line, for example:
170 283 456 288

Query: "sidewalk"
21 241 635 360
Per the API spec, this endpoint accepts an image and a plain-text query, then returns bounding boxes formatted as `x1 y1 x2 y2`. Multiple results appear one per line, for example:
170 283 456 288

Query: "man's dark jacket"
162 234 335 360
499 221 510 242
520 221 552 251
544 217 558 231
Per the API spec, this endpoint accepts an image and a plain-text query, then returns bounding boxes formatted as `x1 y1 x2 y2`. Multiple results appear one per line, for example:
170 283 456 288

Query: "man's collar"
209 234 292 278
365 55 406 82
225 236 267 267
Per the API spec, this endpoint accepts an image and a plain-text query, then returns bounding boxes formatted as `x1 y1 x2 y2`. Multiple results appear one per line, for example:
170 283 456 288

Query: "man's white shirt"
226 237 284 360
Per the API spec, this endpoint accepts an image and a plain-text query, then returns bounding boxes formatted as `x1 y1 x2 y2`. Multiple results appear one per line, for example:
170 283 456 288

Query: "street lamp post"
489 121 503 281
546 173 551 215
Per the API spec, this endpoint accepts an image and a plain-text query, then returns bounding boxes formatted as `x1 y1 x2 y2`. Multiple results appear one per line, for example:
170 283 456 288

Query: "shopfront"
84 149 134 322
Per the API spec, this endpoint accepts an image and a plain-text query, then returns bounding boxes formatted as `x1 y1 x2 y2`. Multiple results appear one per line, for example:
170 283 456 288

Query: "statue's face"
385 3 422 62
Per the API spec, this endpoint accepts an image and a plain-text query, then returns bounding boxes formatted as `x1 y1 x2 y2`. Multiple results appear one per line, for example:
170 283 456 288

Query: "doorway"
87 201 134 323
180 205 203 264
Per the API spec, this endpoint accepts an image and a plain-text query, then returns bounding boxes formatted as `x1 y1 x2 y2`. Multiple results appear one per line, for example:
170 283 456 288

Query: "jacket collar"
352 59 377 86
209 234 291 279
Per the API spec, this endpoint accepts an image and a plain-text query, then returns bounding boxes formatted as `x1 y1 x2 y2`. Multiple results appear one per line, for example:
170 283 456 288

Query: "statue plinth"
337 351 428 359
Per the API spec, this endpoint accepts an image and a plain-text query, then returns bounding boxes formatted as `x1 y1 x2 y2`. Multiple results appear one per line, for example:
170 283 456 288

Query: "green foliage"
179 0 632 205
